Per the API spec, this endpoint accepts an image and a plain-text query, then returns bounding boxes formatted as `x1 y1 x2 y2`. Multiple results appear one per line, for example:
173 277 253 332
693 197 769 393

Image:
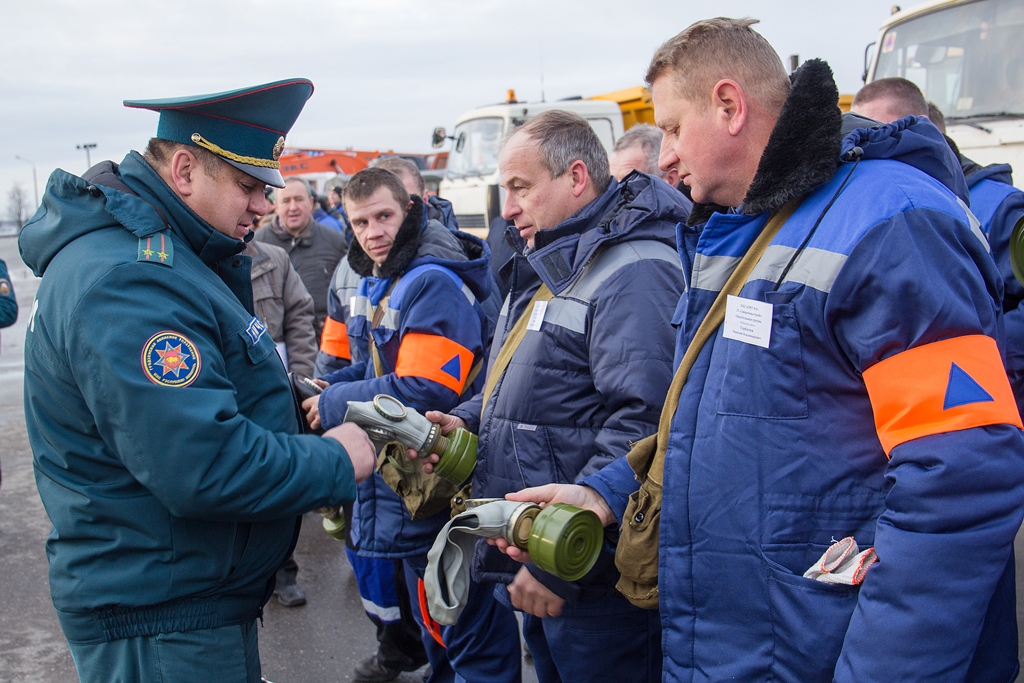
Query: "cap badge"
273 136 286 161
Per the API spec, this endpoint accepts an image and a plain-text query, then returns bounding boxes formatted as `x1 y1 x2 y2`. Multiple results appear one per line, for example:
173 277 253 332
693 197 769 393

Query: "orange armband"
395 332 473 395
320 317 350 360
863 334 1022 456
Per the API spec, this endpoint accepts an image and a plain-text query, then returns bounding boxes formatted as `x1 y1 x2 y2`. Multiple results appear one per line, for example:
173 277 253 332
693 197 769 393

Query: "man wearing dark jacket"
304 168 520 683
511 19 1024 683
18 80 375 683
255 176 347 340
427 110 691 683
852 77 1024 416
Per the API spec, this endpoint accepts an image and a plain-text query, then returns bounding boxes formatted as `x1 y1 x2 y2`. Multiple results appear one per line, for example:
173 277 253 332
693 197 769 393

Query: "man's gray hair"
502 110 611 194
612 124 663 175
370 156 426 196
284 176 315 199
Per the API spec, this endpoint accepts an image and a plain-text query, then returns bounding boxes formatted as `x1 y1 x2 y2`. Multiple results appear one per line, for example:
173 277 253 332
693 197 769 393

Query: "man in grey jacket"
255 177 347 340
246 240 317 378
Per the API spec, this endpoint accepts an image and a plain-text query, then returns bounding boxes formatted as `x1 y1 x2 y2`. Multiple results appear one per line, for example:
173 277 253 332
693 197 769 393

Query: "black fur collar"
686 59 842 225
347 196 425 278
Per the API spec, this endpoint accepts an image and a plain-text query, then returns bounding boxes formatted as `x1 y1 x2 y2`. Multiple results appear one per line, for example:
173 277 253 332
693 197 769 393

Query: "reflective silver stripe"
746 245 848 293
957 196 990 253
380 308 400 331
544 298 588 334
691 254 740 292
461 282 477 305
351 295 372 319
562 240 681 302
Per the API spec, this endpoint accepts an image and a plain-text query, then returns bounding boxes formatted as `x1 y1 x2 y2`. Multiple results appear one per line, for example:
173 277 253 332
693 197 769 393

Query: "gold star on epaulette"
137 231 174 268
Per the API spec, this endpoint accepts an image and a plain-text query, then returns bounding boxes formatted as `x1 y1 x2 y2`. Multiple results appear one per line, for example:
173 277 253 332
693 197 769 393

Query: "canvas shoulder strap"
480 283 554 413
643 197 802 486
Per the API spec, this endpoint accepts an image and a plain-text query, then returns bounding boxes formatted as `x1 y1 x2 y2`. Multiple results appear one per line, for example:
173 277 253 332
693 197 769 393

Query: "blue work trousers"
403 553 522 683
68 620 260 683
520 588 661 683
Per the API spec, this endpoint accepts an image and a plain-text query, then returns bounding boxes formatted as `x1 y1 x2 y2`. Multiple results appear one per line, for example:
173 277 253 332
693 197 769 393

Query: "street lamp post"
76 143 97 170
14 155 39 209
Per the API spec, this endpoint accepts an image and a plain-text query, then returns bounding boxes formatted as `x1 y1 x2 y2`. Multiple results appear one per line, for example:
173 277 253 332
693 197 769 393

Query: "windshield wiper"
947 112 1024 133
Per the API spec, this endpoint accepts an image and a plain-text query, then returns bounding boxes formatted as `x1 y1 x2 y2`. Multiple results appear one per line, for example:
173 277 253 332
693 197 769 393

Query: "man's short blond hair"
646 18 790 114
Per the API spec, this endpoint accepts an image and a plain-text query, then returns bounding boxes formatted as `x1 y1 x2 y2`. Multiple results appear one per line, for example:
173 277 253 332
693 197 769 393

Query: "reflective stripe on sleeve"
395 332 473 395
320 317 351 360
862 334 1022 456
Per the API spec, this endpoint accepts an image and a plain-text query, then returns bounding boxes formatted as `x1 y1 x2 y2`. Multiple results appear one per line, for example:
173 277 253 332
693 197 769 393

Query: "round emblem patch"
141 331 201 388
0 279 10 296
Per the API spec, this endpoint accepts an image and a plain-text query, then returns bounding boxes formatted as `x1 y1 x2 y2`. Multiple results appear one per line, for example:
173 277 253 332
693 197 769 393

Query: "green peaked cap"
124 78 314 187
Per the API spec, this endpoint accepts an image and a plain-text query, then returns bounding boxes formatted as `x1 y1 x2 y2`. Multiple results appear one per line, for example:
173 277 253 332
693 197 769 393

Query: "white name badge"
526 300 548 331
723 295 772 349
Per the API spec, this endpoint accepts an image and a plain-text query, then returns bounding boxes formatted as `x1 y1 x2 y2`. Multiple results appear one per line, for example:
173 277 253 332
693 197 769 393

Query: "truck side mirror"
432 127 447 149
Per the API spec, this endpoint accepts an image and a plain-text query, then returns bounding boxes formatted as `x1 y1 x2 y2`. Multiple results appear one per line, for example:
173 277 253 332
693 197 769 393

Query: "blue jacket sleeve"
982 188 1024 414
581 455 639 527
317 269 485 429
66 263 358 522
0 259 17 329
450 391 484 433
826 207 1024 681
576 258 684 481
315 276 352 377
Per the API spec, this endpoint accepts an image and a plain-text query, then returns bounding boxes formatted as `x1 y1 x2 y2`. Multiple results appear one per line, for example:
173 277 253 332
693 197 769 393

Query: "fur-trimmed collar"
347 196 425 277
687 59 842 225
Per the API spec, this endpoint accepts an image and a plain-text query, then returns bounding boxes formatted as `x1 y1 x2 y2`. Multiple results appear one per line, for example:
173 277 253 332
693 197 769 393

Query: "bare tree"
7 182 28 232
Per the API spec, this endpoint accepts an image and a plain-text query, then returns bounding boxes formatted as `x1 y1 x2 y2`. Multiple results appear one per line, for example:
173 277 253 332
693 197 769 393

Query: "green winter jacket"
20 152 357 644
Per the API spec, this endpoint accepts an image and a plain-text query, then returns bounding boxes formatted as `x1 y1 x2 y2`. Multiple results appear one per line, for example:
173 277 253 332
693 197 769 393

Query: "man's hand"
302 395 321 430
409 411 468 473
508 565 565 618
301 380 330 430
323 423 376 483
488 484 616 562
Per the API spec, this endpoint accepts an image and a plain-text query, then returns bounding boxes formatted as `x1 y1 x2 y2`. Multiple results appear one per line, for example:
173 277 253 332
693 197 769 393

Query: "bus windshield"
873 0 1024 119
446 118 504 179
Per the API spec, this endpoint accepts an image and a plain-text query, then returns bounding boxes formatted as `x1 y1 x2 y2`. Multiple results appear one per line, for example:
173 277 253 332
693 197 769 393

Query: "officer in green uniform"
19 80 376 683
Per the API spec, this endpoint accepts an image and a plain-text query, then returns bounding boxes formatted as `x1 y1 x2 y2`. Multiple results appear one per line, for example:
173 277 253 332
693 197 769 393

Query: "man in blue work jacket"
425 110 691 683
500 18 1024 683
303 167 521 683
19 80 375 683
851 77 1024 418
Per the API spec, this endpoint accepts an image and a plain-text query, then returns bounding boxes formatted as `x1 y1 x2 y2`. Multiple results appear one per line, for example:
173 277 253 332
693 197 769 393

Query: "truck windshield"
446 118 504 179
873 0 1024 119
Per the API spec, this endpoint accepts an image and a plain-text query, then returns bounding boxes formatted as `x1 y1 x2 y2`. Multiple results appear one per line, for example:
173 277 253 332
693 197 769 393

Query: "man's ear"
712 79 748 137
167 149 198 198
406 199 415 213
662 167 680 187
568 159 591 199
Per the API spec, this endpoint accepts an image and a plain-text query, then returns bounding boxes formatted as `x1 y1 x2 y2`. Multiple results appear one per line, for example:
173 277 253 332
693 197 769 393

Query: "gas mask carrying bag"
616 199 800 609
345 395 478 520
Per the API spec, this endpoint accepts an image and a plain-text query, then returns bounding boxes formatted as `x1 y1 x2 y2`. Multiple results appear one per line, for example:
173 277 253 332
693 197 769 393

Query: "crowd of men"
12 14 1024 683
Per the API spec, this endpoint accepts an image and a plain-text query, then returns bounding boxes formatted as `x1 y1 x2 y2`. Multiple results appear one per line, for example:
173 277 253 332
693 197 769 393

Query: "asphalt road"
1 232 1022 681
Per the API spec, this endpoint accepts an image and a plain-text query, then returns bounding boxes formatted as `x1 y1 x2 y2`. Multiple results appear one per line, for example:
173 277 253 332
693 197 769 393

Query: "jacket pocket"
717 300 808 419
763 545 859 683
237 325 276 365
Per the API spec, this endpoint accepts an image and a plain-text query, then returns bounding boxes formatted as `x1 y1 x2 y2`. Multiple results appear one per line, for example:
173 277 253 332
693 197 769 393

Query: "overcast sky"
0 0 900 210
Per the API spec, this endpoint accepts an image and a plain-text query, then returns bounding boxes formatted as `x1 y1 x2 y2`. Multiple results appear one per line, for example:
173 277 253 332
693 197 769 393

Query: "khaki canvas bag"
615 199 802 609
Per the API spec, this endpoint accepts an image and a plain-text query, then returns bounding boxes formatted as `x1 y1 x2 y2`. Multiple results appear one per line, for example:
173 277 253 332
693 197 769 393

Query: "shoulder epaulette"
137 231 174 267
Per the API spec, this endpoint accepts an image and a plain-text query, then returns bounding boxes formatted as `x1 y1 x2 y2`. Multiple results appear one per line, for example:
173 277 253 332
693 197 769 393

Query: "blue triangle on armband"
441 355 462 381
943 363 994 410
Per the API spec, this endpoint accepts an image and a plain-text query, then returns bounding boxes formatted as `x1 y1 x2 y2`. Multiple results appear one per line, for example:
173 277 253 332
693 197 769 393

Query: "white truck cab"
434 98 627 236
866 0 1024 188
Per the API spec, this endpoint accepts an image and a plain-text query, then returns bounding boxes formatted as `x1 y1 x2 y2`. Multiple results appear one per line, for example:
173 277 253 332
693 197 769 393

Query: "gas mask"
423 499 604 625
